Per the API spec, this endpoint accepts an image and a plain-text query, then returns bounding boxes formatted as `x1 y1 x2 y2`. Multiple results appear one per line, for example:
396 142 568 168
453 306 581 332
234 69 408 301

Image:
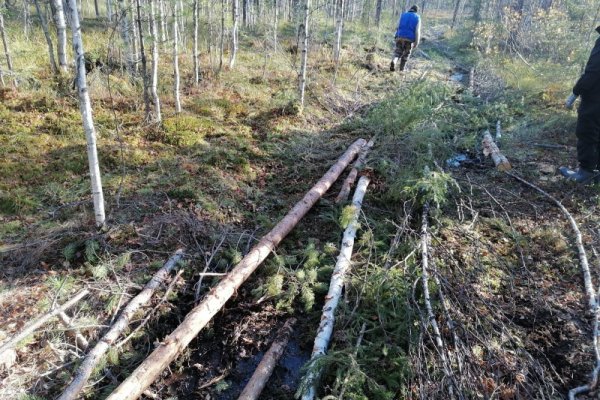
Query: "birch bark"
51 0 68 71
34 0 58 74
229 0 238 68
298 0 310 111
69 0 106 227
149 0 161 121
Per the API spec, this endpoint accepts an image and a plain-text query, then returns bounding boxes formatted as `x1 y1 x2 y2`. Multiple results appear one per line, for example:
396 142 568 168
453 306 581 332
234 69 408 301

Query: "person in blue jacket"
390 5 421 72
560 26 600 183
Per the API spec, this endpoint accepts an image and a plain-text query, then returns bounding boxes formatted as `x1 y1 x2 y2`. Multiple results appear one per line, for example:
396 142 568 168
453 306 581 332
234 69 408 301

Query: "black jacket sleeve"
573 38 600 97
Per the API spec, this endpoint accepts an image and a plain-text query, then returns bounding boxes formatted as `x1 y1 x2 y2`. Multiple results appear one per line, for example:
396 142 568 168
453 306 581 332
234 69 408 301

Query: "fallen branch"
419 202 457 398
58 311 89 350
105 139 366 400
301 175 370 400
237 318 297 400
57 249 185 400
0 289 89 359
335 138 374 203
505 172 598 398
482 131 511 171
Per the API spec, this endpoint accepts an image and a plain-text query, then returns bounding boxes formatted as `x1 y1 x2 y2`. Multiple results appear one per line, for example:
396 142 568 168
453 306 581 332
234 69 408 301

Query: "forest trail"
1 10 600 400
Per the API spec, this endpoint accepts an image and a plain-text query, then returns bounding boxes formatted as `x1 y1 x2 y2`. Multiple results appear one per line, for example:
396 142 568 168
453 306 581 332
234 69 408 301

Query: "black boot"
390 61 395 72
399 60 407 71
559 167 599 184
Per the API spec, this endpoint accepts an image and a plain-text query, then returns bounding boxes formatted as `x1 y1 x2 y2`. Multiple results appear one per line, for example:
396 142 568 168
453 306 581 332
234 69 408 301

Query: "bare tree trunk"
58 311 89 350
23 0 29 39
69 0 106 227
335 138 373 203
298 0 310 112
238 318 297 400
333 0 343 67
159 0 167 42
208 0 214 69
129 0 138 73
193 0 200 84
273 0 278 46
375 0 381 26
218 0 224 73
450 0 462 29
482 131 511 171
106 0 112 20
34 0 58 74
301 176 370 400
103 139 367 400
229 0 238 68
118 0 135 74
93 0 99 17
172 11 181 113
135 0 151 121
0 290 89 359
51 0 68 71
149 0 161 121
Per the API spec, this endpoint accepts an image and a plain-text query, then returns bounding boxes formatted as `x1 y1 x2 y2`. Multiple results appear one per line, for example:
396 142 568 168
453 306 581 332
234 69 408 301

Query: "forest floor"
1 13 600 400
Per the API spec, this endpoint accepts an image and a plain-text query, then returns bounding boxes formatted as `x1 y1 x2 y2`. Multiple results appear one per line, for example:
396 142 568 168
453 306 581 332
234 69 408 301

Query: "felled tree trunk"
58 311 89 350
69 0 106 227
335 138 373 203
0 289 89 359
104 139 366 400
482 131 511 171
57 250 184 400
237 318 297 400
301 175 370 400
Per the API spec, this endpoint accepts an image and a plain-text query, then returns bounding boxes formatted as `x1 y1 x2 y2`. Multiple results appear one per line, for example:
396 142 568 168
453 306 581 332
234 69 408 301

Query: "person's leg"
391 39 401 71
399 41 413 71
576 101 600 172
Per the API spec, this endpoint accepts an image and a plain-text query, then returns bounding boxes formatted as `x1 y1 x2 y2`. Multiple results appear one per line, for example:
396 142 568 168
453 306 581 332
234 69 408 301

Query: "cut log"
0 289 89 359
482 131 511 171
57 249 185 400
335 138 374 204
301 175 370 400
237 318 297 400
104 138 366 400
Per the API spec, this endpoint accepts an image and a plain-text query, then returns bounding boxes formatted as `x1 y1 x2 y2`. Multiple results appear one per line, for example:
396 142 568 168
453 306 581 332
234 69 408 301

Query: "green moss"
159 115 214 146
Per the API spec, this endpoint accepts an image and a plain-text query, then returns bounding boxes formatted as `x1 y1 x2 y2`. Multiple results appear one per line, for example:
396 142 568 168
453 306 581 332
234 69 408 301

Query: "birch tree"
0 11 15 82
51 0 68 71
33 0 58 74
68 0 106 227
118 0 135 75
229 0 239 68
149 0 161 121
218 0 225 73
173 10 181 113
193 0 200 84
333 0 343 67
298 0 310 112
135 0 151 120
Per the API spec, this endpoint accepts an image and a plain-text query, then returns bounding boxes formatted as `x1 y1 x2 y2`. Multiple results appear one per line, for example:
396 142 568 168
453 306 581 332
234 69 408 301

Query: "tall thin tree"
118 0 135 74
135 0 151 120
51 0 68 71
149 0 161 121
173 9 181 112
34 0 58 74
218 0 225 73
229 0 239 68
0 11 16 86
193 0 200 83
68 0 106 227
298 0 310 111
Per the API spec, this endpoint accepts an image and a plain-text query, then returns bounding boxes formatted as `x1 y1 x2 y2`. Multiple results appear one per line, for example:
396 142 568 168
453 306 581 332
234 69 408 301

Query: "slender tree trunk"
159 0 167 42
375 0 382 26
229 0 238 68
178 0 185 48
135 0 151 120
218 0 224 73
23 0 29 39
298 0 310 112
208 0 214 69
0 13 17 86
106 0 112 20
149 0 161 121
118 0 135 74
34 0 58 74
273 0 278 46
51 0 68 71
129 0 138 73
193 0 200 84
103 139 367 400
0 64 5 87
69 0 106 227
93 0 99 17
333 0 343 66
172 12 181 113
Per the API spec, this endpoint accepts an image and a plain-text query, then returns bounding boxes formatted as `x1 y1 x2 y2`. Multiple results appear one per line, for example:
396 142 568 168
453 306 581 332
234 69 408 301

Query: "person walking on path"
390 5 421 72
560 26 600 183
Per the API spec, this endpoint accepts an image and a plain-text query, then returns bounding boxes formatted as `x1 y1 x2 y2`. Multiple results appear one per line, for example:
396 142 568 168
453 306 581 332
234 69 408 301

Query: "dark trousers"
576 100 600 171
393 38 413 70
